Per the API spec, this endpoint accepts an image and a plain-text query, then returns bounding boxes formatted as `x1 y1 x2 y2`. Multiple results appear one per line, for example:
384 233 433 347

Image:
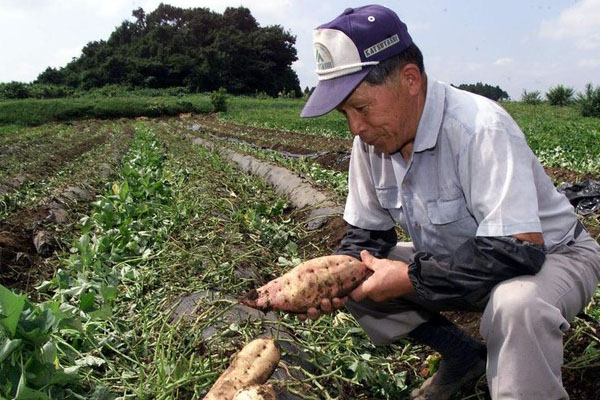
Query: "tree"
521 89 542 105
546 84 574 106
34 4 301 96
36 67 66 85
577 83 600 118
454 82 509 101
0 81 30 99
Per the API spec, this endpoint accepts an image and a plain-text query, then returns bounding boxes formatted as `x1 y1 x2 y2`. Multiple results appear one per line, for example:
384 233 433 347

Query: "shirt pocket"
427 196 471 225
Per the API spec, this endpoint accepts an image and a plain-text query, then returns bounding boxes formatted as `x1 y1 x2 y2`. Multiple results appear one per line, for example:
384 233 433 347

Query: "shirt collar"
413 78 445 152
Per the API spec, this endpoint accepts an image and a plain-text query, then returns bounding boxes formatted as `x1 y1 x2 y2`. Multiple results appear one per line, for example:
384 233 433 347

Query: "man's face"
336 66 422 155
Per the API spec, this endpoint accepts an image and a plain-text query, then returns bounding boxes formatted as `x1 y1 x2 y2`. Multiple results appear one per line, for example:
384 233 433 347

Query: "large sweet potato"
241 255 369 313
203 338 280 400
233 384 278 400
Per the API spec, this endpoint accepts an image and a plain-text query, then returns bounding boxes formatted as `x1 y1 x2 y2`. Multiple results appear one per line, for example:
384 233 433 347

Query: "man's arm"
350 233 546 311
334 223 398 260
405 235 546 310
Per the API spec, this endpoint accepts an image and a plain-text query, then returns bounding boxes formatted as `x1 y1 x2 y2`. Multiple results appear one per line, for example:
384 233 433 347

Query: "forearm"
407 236 546 310
334 223 398 259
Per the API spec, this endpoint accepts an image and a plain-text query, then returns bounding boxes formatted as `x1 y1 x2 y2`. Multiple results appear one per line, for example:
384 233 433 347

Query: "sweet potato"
241 255 369 313
203 338 280 400
232 384 278 400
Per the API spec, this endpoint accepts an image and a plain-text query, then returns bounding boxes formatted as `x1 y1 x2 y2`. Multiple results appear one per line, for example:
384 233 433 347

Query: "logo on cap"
364 34 400 58
314 43 334 71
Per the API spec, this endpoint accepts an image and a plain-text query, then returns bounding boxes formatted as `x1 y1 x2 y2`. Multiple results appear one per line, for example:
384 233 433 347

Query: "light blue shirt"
343 78 579 256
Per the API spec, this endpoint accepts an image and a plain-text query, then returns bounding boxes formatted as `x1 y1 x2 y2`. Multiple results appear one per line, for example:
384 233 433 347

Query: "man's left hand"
350 250 415 302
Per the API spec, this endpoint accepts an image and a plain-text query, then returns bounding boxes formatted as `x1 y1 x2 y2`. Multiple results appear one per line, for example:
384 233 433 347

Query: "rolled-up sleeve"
344 137 396 231
459 118 542 237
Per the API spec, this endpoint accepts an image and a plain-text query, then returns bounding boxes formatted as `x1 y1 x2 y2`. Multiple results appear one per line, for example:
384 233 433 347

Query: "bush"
210 87 228 113
546 84 574 106
254 91 271 99
577 83 600 118
28 84 73 99
0 81 30 99
0 95 213 126
521 89 542 105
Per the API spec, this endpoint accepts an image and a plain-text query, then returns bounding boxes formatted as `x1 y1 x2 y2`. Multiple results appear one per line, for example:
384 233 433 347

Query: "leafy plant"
546 84 575 106
577 82 600 118
211 87 228 113
0 285 85 399
521 89 542 105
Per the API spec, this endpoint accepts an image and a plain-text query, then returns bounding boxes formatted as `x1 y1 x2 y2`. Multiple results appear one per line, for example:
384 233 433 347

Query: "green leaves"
0 338 22 363
0 285 26 338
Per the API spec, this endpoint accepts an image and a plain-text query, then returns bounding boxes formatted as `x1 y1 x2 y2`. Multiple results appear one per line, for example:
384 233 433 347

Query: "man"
300 5 600 400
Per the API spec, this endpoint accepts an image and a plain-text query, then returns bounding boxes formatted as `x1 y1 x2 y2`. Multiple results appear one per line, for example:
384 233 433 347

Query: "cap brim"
300 68 372 118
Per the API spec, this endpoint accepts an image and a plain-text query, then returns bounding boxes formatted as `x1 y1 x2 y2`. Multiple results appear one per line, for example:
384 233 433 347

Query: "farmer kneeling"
299 5 600 400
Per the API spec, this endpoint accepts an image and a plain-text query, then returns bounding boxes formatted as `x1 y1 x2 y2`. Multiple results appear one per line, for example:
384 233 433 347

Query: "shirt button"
414 222 421 230
403 179 411 186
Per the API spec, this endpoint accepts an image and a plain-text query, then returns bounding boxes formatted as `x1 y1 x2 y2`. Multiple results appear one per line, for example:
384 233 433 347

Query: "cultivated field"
0 97 599 399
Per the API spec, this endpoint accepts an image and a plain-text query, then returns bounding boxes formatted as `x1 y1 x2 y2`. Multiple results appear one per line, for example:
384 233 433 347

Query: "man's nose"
348 115 366 136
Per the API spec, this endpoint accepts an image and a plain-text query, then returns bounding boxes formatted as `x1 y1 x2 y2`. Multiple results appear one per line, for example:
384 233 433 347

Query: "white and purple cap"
301 5 413 118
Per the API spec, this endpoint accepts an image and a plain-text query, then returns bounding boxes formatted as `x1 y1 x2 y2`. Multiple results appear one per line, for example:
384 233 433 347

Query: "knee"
490 280 539 316
480 280 561 339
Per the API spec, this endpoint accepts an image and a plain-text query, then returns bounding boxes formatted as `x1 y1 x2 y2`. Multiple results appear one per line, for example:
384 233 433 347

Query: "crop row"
0 122 132 221
0 125 178 398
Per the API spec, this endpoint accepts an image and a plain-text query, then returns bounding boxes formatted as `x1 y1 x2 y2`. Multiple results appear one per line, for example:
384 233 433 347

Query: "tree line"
453 82 509 101
35 4 301 97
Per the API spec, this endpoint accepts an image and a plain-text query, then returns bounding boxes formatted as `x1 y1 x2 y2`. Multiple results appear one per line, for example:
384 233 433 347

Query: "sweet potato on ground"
241 255 369 313
203 338 280 400
233 384 278 400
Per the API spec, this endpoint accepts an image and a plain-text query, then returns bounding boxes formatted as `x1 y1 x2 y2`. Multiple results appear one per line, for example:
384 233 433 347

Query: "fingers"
297 297 349 321
360 249 377 270
350 274 376 302
350 282 367 302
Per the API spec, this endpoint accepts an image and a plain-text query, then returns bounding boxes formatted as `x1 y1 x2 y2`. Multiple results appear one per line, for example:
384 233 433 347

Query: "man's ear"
400 63 422 95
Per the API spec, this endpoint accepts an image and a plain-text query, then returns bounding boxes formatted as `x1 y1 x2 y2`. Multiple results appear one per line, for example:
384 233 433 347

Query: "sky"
1 0 600 100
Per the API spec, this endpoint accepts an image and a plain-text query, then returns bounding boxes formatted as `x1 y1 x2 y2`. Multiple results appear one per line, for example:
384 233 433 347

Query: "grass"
0 119 426 399
502 102 600 175
0 95 213 126
223 96 349 139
